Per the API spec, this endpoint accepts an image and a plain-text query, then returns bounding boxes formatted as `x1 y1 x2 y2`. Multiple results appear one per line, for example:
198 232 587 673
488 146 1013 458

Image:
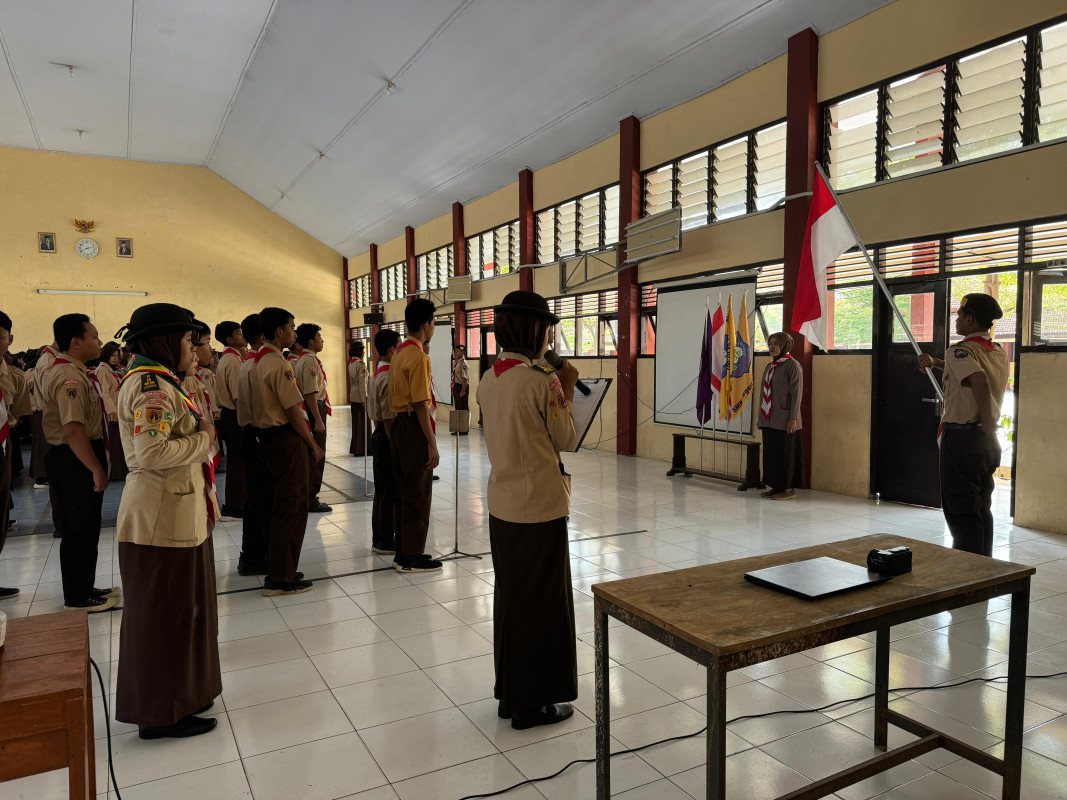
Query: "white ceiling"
0 0 892 257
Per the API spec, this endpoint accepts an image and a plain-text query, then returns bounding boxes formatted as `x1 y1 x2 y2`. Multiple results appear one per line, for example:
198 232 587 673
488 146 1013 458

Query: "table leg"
1002 584 1030 800
86 663 97 796
707 660 727 800
874 627 890 750
595 596 611 800
65 695 90 800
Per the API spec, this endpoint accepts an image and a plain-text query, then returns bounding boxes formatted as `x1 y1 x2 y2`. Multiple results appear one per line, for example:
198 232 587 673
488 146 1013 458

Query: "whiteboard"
653 273 758 433
430 322 453 406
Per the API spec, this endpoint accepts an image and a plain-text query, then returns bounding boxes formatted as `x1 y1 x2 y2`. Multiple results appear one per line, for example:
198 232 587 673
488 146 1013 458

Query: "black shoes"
138 714 217 740
393 554 443 573
0 586 19 599
262 577 314 596
511 703 575 731
220 505 244 519
310 501 333 513
64 596 119 613
372 545 396 555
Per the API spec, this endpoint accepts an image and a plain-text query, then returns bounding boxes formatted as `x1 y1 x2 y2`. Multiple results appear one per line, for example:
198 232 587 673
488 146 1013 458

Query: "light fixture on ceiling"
37 289 148 297
384 81 396 95
317 151 326 161
75 129 85 140
49 62 77 78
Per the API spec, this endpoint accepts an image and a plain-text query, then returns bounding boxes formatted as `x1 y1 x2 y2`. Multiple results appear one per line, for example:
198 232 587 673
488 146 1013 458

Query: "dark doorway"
873 280 948 507
479 328 498 378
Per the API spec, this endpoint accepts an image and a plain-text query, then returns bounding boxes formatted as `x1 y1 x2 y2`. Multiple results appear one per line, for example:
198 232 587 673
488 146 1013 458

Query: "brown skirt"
489 515 577 712
116 536 221 726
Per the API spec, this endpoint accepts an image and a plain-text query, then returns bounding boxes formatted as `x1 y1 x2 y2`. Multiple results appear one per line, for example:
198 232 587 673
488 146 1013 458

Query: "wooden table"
591 535 1034 800
0 611 96 798
665 432 764 491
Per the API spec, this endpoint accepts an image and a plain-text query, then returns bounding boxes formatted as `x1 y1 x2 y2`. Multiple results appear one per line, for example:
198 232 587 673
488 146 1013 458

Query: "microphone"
543 350 591 396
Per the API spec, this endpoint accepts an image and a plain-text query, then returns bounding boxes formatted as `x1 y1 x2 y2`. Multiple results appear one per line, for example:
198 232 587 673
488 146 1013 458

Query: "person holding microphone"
476 290 579 730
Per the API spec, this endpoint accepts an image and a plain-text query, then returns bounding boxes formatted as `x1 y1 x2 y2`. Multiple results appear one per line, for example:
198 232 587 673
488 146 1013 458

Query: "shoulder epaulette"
530 364 554 375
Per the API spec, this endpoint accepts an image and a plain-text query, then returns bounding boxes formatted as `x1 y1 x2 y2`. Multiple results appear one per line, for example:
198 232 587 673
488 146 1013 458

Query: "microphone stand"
437 388 480 563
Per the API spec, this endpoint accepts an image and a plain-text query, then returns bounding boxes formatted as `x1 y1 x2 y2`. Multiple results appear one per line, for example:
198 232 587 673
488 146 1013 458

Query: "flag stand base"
665 432 764 491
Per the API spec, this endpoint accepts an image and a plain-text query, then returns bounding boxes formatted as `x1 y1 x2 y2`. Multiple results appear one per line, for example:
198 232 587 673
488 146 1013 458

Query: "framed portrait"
38 232 56 253
116 237 133 258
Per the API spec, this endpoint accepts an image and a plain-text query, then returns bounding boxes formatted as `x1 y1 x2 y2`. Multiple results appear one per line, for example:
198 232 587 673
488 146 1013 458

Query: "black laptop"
744 556 893 600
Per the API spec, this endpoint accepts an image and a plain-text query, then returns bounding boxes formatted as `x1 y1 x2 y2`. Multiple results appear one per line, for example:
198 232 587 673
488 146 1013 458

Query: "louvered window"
885 67 946 178
677 151 710 229
380 262 406 302
467 235 481 276
600 290 619 314
579 193 602 252
753 123 787 210
641 285 657 308
1039 21 1067 142
480 231 495 278
952 38 1027 162
826 90 879 189
467 220 519 280
536 208 556 263
603 185 620 245
881 241 939 279
828 249 873 286
509 221 521 266
493 224 513 275
556 201 578 258
349 326 371 342
947 228 1020 272
712 137 748 220
1027 218 1067 264
417 245 453 292
349 274 372 309
643 165 674 217
756 263 785 295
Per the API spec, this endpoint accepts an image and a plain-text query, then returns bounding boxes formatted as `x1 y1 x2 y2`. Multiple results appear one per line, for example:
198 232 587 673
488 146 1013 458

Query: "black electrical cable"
89 657 123 800
455 669 1067 800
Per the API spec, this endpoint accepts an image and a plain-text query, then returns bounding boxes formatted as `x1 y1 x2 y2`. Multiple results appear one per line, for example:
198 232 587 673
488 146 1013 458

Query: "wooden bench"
665 432 764 490
0 611 96 798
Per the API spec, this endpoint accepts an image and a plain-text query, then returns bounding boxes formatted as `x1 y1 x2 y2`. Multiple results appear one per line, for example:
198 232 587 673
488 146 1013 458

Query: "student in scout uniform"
40 314 119 612
388 299 442 573
476 290 579 730
367 329 400 555
182 322 214 417
0 311 31 598
757 332 804 501
214 320 248 518
194 325 220 421
235 314 271 575
294 323 332 514
348 340 369 456
251 307 325 595
918 293 1010 557
113 303 222 740
95 341 129 481
451 345 470 434
30 342 58 496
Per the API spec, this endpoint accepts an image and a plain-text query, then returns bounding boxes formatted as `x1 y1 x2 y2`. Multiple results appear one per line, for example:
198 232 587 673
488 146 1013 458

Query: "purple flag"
696 309 714 425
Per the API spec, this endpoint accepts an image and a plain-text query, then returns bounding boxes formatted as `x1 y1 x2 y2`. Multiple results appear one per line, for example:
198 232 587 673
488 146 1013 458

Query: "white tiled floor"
4 416 1067 799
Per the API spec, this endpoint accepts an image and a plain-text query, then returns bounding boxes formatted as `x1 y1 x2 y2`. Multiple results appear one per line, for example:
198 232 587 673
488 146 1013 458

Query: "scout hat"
116 303 204 342
495 291 560 324
959 294 1003 328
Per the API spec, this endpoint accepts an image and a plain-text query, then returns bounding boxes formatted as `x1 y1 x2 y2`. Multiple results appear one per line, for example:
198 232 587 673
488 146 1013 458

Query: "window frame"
379 261 407 303
466 220 520 281
348 274 372 309
416 243 454 293
535 183 620 265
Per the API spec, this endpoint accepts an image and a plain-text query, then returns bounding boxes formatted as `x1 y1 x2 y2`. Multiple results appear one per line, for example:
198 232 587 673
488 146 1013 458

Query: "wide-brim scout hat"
116 303 204 342
495 291 560 324
959 294 1003 328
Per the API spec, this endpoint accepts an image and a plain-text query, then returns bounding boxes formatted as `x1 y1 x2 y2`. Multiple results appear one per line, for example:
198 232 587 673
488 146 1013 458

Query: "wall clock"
76 238 99 258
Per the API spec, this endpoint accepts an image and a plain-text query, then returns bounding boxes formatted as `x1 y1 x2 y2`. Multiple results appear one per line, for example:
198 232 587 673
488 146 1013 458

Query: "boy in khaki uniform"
0 311 31 598
293 323 331 513
367 329 400 555
250 307 324 596
214 320 248 518
235 315 270 576
40 314 118 612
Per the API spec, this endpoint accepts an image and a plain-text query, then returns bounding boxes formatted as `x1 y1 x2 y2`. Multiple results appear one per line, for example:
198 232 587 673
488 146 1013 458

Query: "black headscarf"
128 332 186 373
494 309 549 360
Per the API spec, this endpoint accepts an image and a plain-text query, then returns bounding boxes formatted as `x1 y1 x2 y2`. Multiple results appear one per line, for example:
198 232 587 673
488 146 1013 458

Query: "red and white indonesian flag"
709 302 725 395
791 170 861 351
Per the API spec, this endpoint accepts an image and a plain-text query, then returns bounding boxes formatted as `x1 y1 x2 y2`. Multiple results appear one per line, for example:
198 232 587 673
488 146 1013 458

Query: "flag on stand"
729 293 754 416
696 309 714 425
719 295 735 421
709 301 725 395
791 169 862 350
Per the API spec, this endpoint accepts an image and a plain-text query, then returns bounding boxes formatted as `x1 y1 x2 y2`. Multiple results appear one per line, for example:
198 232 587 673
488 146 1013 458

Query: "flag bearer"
918 293 1009 556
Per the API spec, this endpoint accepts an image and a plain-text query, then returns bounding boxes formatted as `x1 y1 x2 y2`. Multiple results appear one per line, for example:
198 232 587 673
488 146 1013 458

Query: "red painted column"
617 115 641 456
405 226 417 304
452 201 468 348
342 256 351 335
783 28 819 487
369 243 381 368
518 168 534 292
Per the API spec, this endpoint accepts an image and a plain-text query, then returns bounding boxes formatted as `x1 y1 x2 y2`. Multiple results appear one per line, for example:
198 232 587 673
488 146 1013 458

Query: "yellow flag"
729 293 754 416
719 295 734 421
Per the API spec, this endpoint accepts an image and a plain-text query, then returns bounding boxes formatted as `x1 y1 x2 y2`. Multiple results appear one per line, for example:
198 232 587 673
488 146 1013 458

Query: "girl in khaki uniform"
95 341 129 481
114 304 222 740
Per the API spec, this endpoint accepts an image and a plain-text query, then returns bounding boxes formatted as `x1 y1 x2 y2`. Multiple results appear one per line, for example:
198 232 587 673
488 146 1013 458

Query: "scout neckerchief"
452 357 467 384
935 335 1001 448
300 352 332 417
493 357 524 377
396 338 436 433
760 354 793 421
221 347 240 359
52 357 110 462
121 356 220 526
374 364 390 378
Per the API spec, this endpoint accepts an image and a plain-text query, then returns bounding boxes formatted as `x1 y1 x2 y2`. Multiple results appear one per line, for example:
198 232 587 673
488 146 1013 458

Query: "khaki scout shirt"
215 350 241 411
94 364 121 418
33 345 58 398
116 368 214 548
452 358 469 387
367 365 395 424
0 360 31 421
476 351 576 524
250 344 304 428
183 374 209 418
197 366 220 418
41 357 103 445
348 358 368 403
295 353 326 402
389 337 432 413
941 333 1010 425
235 351 259 427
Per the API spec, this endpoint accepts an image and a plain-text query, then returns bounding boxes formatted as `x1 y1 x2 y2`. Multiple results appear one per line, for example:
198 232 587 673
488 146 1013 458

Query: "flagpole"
813 162 943 403
700 297 709 474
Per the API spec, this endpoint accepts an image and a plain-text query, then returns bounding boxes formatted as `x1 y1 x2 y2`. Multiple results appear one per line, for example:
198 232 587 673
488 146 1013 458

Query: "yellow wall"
534 135 619 211
348 251 371 279
811 355 872 498
415 212 452 255
464 181 518 237
0 145 345 381
1015 353 1067 535
377 234 405 270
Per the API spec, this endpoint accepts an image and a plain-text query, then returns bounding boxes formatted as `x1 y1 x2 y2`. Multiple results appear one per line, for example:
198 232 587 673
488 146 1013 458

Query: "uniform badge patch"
147 408 163 423
954 348 969 359
284 369 295 381
552 410 560 419
140 374 159 392
148 430 158 437
164 412 173 421
158 422 169 432
67 387 78 399
134 425 142 434
134 409 142 420
549 400 556 408
144 391 167 402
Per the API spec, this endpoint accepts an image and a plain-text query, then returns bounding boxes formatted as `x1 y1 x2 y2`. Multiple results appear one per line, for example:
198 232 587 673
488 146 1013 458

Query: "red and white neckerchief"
396 339 436 433
759 354 793 421
53 357 110 467
493 357 524 377
935 335 1001 447
373 363 390 378
200 381 222 523
452 358 467 383
287 351 300 362
300 352 333 416
221 347 240 359
0 384 9 453
252 344 273 363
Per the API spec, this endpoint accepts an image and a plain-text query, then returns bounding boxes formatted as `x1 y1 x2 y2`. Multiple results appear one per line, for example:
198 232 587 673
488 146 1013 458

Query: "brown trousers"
309 401 328 506
370 424 397 551
390 415 432 557
258 425 310 582
0 438 12 558
219 407 247 510
349 401 367 455
240 426 268 566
